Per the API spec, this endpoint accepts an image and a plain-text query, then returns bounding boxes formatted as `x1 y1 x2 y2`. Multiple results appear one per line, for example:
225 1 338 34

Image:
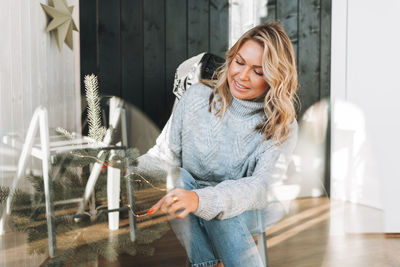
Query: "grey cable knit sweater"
135 83 298 221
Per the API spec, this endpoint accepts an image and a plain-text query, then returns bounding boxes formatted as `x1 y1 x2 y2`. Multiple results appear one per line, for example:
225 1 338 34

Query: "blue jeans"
169 168 266 267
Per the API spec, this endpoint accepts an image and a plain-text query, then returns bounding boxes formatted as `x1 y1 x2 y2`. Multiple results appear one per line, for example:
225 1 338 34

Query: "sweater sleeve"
133 95 185 182
192 122 298 221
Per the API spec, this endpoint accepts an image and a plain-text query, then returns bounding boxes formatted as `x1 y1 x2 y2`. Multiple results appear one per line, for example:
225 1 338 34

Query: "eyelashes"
235 59 245 65
235 60 264 76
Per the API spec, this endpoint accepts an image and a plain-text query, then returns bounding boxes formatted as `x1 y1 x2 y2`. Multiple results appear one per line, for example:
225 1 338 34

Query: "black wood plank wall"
265 0 332 195
265 0 332 116
80 0 229 129
80 0 331 129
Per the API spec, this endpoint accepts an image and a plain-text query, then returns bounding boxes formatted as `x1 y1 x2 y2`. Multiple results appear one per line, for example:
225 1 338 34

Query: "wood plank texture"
98 0 121 96
143 0 166 129
165 0 187 115
188 0 209 57
10 0 23 135
21 0 33 133
320 0 331 196
266 0 277 22
266 0 332 117
209 0 229 58
23 198 398 266
79 0 97 86
121 0 144 110
320 0 331 99
0 0 80 263
81 0 331 127
298 0 321 116
0 0 80 154
269 0 331 196
277 0 298 66
78 0 331 132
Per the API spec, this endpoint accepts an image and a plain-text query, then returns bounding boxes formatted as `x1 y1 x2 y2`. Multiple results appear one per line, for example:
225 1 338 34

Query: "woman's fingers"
175 208 190 219
148 188 197 218
160 193 180 213
168 201 185 217
147 195 165 214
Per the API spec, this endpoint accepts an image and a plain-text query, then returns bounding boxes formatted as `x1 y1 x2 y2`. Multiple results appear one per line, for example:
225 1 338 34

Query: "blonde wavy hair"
205 21 298 145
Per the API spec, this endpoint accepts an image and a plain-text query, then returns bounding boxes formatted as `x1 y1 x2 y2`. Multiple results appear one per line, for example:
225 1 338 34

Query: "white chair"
0 106 57 257
0 97 135 258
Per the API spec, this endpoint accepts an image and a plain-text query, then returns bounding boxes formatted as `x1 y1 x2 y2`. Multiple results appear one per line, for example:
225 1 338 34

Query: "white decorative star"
41 0 79 51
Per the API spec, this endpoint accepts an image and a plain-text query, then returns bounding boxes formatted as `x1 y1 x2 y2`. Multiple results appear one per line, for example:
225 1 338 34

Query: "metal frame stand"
75 97 134 238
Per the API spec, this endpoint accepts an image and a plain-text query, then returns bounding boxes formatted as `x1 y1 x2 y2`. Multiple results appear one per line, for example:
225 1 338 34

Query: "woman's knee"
202 217 262 267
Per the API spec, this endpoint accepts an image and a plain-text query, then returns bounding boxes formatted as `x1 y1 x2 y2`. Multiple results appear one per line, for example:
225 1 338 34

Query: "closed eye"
254 69 263 76
235 60 244 65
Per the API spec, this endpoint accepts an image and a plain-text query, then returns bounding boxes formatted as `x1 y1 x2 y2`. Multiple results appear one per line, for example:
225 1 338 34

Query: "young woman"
135 21 298 267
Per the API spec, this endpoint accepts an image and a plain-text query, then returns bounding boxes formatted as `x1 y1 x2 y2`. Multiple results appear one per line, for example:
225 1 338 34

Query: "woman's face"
227 39 269 100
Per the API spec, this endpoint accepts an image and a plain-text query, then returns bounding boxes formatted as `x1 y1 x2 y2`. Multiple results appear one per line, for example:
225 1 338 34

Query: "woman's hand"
147 188 199 219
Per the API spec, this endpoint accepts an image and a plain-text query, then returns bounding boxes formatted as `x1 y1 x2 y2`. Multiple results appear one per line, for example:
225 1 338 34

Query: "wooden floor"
2 197 400 267
265 198 400 267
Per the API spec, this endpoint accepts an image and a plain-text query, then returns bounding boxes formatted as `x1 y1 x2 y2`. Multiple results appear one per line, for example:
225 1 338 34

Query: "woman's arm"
192 122 298 221
132 95 185 182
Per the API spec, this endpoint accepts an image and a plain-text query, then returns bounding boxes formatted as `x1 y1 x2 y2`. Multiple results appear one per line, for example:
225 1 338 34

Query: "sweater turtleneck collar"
228 94 265 118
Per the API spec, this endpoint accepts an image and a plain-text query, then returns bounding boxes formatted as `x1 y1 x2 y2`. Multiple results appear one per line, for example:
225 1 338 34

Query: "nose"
239 67 251 81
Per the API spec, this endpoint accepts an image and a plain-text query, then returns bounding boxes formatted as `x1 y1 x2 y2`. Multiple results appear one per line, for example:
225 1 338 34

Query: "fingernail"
175 216 182 219
147 208 154 215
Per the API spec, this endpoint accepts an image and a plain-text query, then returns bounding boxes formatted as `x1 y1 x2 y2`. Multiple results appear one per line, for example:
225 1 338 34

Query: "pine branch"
0 186 10 203
84 74 106 142
10 189 32 210
55 127 74 140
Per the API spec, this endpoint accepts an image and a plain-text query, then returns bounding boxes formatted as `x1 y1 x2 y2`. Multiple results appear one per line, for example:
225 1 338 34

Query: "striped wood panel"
210 0 230 57
265 0 332 196
188 0 210 58
0 0 81 265
143 0 167 128
298 0 321 115
277 0 298 66
166 0 188 117
0 0 81 186
80 0 229 129
267 0 277 22
98 0 121 96
121 0 144 110
267 0 331 117
80 0 331 124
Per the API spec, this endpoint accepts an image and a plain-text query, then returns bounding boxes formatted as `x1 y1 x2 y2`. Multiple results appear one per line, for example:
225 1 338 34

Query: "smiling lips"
234 80 250 91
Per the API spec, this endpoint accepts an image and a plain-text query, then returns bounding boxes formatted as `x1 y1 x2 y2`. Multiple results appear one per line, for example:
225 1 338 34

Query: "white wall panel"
0 0 81 264
0 0 81 191
331 0 400 232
